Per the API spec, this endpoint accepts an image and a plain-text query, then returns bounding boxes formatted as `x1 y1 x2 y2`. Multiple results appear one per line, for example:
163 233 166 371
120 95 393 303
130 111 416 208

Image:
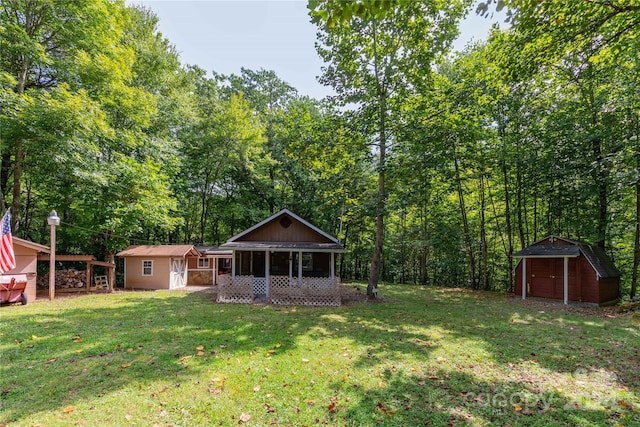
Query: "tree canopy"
1 0 638 297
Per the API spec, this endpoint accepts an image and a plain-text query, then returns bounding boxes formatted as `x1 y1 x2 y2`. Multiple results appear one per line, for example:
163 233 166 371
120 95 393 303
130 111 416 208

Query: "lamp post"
47 210 60 301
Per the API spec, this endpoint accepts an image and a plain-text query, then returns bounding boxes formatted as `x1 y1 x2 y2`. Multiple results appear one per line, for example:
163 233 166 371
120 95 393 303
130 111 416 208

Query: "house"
1 237 50 304
513 236 620 305
116 245 200 290
188 246 232 286
218 209 345 306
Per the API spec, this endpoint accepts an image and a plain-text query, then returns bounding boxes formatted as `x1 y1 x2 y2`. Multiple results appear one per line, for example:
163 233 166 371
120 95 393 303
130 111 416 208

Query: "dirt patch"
507 295 621 318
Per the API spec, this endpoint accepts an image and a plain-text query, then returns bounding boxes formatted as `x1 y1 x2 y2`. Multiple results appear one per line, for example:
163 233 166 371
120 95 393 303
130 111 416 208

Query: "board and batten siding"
240 217 333 243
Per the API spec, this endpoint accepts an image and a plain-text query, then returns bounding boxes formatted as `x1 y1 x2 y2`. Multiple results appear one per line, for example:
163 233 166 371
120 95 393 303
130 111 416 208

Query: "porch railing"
217 275 340 306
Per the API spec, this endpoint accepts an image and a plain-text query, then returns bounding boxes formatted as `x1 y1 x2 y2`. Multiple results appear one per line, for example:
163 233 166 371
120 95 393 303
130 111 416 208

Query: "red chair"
0 274 28 305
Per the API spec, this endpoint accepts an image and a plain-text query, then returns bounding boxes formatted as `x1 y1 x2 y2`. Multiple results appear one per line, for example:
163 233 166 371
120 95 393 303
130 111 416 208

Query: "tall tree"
310 0 470 296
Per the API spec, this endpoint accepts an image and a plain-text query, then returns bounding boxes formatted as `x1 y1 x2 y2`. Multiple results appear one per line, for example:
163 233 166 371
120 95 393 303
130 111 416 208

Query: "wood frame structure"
37 254 116 298
513 236 620 305
219 210 345 306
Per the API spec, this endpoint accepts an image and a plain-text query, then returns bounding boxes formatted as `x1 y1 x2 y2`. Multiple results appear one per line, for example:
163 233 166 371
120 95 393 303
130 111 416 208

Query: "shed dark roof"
579 243 621 278
513 245 580 257
513 236 621 278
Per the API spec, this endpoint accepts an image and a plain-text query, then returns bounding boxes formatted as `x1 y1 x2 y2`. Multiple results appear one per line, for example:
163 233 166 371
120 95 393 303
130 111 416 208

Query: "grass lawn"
1 284 638 426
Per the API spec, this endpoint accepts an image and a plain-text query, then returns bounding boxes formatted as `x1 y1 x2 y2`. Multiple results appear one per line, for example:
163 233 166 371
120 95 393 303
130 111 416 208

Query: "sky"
131 1 506 99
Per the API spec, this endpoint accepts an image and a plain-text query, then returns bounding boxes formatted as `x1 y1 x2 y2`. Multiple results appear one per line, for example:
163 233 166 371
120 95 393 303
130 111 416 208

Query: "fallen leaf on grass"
197 351 205 356
428 375 439 380
513 403 523 411
63 406 76 413
121 362 132 368
328 402 337 412
306 399 316 405
376 402 394 415
239 412 251 423
196 345 204 350
265 403 275 413
45 357 57 363
619 400 633 410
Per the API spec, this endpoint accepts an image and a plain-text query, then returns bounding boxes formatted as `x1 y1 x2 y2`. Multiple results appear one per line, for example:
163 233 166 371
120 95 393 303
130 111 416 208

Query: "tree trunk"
367 18 386 298
516 161 526 249
479 174 489 290
502 157 514 292
453 143 476 289
10 141 24 232
632 173 639 299
631 111 640 299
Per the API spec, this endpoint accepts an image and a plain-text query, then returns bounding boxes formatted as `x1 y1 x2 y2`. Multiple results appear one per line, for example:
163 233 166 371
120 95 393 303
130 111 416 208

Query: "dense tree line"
1 0 638 298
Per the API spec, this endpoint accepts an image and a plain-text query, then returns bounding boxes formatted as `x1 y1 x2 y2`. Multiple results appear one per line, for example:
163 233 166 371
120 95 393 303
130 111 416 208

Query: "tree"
310 0 471 296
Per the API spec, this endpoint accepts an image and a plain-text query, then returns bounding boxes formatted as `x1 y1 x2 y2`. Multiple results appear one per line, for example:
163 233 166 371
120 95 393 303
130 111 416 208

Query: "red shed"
513 236 620 305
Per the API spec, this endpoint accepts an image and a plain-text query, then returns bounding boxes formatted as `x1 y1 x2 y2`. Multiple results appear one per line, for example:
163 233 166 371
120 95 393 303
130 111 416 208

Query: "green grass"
1 285 638 426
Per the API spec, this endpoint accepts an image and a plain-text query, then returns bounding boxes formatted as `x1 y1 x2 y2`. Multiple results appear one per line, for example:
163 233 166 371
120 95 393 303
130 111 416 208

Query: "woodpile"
37 269 87 289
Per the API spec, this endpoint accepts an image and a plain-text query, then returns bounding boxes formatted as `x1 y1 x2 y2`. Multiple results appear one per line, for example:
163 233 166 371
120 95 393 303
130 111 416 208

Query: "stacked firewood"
37 269 87 289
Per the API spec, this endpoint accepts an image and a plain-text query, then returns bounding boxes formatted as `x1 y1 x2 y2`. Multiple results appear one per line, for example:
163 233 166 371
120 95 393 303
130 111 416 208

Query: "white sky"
131 0 505 99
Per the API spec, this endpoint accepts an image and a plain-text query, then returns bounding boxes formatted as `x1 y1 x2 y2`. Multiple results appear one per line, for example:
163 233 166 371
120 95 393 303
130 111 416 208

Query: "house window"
302 253 313 271
142 260 153 276
198 257 210 269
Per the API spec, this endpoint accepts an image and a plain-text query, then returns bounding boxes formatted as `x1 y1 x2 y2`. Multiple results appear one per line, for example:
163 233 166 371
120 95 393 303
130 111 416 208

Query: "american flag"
0 209 16 274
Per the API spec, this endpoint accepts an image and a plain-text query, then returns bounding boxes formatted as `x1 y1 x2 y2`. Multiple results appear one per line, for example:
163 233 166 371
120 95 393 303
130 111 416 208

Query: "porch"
217 274 341 306
217 209 345 307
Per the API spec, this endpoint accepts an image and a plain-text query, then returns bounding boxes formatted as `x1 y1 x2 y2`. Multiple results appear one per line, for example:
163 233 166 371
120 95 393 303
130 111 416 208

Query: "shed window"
198 258 210 269
142 260 153 276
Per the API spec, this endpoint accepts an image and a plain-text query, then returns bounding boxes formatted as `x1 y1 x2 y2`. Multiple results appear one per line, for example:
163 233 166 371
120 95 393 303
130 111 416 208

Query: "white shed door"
171 258 187 289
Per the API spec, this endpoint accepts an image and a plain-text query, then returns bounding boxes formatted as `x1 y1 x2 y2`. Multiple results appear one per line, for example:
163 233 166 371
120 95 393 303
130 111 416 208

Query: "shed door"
530 258 578 300
171 258 186 288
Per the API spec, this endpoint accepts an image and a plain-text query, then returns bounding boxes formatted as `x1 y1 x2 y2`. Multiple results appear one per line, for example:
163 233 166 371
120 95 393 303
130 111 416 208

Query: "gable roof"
12 237 50 253
227 209 340 244
513 235 620 278
116 245 200 258
220 209 344 252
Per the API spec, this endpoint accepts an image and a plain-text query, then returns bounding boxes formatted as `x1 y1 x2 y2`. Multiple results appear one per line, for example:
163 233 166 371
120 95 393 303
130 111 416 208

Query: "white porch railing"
217 275 340 306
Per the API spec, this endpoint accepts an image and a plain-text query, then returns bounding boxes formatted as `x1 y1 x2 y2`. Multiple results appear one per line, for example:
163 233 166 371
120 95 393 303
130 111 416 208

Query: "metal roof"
116 245 200 258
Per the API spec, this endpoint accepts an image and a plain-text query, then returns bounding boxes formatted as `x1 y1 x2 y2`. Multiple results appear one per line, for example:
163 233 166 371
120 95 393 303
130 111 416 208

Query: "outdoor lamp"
48 210 60 301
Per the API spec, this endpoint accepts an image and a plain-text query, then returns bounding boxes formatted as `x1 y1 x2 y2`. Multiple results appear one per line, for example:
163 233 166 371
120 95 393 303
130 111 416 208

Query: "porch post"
289 251 292 283
298 251 303 281
563 256 569 305
232 251 236 277
330 252 335 279
265 251 270 298
522 257 527 300
213 257 217 285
